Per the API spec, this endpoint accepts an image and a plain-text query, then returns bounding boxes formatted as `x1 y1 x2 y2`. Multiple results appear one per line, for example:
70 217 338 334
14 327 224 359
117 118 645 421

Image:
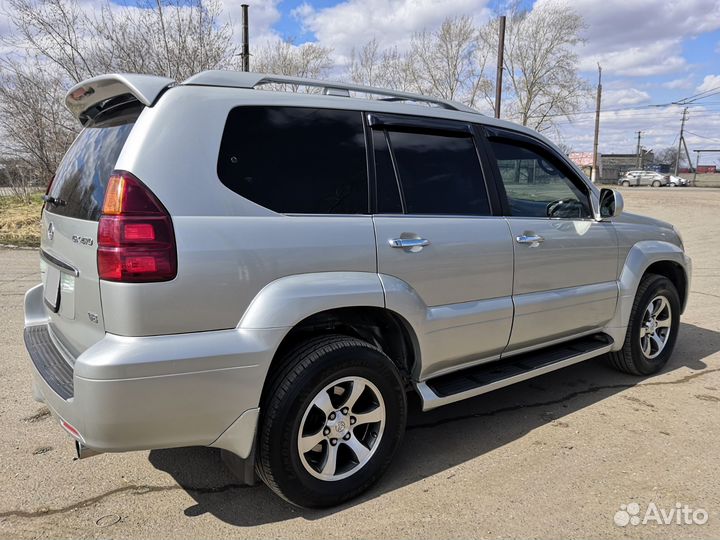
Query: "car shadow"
148 322 719 526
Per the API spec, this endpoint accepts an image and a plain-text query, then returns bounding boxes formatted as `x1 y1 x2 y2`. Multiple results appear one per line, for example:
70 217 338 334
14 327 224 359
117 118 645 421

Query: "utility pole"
674 107 688 176
636 131 642 168
494 15 506 119
681 136 692 174
591 64 602 183
241 4 250 72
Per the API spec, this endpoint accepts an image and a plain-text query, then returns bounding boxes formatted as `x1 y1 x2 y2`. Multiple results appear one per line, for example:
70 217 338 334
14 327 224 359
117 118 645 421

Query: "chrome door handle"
389 238 430 249
515 234 544 245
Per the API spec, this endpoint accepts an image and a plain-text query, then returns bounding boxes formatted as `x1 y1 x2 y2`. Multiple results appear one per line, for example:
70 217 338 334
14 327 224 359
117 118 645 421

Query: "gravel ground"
0 187 719 539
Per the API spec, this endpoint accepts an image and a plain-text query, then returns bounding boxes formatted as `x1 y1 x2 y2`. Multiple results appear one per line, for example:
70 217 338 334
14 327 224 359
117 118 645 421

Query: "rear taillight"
97 171 176 282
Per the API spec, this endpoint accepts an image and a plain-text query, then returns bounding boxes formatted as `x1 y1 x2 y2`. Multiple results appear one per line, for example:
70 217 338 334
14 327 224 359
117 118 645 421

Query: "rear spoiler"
65 74 175 125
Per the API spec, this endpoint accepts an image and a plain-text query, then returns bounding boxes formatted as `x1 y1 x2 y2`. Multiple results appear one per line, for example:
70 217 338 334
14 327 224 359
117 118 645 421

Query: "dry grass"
0 194 43 247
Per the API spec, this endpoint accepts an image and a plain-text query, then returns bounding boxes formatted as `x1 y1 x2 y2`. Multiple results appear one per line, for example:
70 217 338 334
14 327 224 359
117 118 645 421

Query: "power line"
548 109 720 123
549 113 720 128
685 131 720 144
526 102 720 120
673 85 720 104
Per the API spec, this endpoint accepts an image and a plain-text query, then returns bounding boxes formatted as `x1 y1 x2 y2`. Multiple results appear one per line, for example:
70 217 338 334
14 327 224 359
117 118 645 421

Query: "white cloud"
696 74 720 93
603 88 651 107
662 77 694 90
538 0 720 76
539 0 720 48
578 39 687 77
217 0 282 46
293 0 492 63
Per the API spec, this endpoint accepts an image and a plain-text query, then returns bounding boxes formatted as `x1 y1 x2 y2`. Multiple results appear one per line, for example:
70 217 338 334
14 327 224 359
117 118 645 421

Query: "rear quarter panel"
107 86 378 336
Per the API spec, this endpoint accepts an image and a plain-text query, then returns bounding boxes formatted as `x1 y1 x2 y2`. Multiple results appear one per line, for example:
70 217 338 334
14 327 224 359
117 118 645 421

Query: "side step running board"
417 333 614 411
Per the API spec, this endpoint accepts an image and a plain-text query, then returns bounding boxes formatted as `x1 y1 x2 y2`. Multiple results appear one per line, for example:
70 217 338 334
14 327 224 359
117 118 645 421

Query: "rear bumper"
23 283 284 458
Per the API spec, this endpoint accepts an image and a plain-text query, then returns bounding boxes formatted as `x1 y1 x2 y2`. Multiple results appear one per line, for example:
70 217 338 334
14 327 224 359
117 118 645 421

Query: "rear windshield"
46 101 142 221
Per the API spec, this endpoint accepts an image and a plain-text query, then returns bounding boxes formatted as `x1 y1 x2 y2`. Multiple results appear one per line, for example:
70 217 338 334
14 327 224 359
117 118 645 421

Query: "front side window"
380 129 490 216
218 107 368 214
490 139 591 219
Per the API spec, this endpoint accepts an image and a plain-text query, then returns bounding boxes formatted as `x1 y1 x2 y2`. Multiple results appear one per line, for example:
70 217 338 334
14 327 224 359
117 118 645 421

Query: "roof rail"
182 70 479 114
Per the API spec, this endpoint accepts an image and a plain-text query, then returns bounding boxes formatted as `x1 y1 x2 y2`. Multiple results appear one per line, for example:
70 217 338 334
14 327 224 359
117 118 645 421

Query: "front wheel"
621 180 631 187
608 274 680 375
652 180 661 187
257 335 407 507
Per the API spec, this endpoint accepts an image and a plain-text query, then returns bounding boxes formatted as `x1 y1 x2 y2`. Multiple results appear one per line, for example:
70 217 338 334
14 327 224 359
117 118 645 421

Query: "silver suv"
24 71 691 508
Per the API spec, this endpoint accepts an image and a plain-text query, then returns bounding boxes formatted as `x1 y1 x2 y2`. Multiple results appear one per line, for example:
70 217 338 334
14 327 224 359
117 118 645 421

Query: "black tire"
652 180 661 187
257 335 407 508
608 274 680 375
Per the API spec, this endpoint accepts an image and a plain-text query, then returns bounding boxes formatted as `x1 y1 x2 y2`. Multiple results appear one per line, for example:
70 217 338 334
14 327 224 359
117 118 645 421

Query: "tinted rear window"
217 106 368 214
47 102 141 221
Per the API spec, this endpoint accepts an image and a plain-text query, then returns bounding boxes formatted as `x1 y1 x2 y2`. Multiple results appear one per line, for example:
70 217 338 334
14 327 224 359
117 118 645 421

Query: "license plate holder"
43 266 61 313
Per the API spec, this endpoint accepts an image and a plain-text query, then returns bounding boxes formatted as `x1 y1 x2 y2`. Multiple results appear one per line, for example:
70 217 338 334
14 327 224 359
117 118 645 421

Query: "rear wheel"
257 335 407 507
608 274 680 375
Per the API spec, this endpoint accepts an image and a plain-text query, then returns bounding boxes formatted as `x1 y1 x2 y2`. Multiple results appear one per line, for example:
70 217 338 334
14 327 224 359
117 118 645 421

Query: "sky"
2 0 720 164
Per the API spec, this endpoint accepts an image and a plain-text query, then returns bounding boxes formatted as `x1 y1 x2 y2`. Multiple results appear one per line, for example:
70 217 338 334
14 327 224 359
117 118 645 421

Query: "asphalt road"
1 188 719 539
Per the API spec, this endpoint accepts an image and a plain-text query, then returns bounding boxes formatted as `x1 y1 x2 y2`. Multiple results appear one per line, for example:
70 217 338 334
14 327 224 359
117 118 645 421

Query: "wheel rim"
639 295 672 360
297 376 386 481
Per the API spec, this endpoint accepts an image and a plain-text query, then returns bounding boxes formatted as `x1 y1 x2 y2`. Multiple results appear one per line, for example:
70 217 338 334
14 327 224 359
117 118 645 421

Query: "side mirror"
597 188 623 220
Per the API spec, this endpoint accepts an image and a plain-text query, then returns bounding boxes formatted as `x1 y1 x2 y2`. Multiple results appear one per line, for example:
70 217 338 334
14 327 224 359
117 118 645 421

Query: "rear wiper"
42 195 67 207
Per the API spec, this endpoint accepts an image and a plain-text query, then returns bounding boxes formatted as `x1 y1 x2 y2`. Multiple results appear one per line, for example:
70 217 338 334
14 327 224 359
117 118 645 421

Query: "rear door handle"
389 238 430 249
515 234 544 246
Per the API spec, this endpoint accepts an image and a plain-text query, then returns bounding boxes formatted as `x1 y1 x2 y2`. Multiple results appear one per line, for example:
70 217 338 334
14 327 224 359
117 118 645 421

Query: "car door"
368 114 514 380
483 128 619 354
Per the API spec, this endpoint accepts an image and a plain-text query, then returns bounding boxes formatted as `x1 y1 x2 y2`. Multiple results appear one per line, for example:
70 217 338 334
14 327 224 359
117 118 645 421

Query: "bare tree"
0 61 76 183
0 0 237 181
482 2 591 132
407 16 492 109
90 0 236 81
348 18 493 107
348 38 383 87
4 0 97 83
348 38 415 92
252 39 333 91
654 146 680 169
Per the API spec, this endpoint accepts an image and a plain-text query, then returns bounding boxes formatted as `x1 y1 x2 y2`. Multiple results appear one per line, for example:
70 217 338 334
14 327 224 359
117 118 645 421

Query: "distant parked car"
667 175 688 187
618 170 670 187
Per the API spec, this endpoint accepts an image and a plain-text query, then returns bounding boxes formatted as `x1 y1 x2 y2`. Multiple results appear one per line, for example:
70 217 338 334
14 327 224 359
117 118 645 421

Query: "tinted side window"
490 140 591 219
218 107 368 214
387 130 489 215
47 102 141 221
